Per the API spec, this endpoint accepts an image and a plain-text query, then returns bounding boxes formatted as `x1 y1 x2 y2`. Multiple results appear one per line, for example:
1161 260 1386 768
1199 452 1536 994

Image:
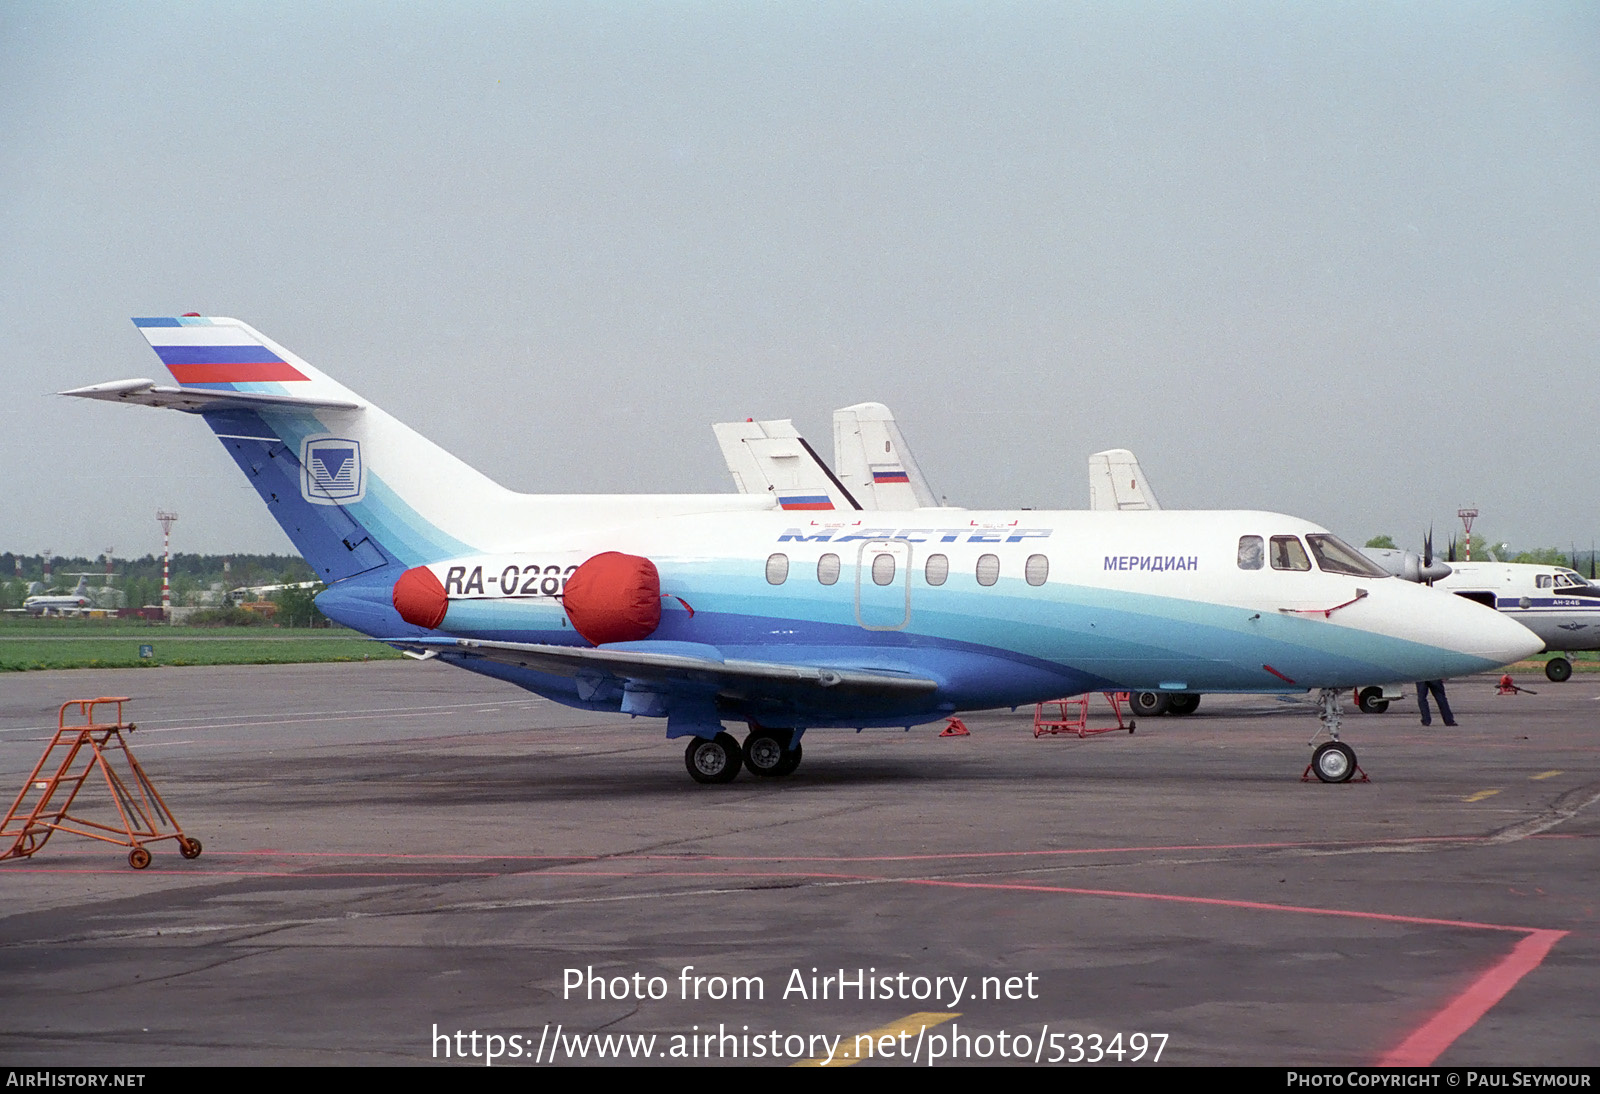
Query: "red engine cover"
563 552 661 645
392 566 448 629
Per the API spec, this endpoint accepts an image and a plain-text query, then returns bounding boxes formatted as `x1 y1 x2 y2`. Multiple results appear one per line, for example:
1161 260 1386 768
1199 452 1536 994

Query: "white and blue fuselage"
65 317 1541 746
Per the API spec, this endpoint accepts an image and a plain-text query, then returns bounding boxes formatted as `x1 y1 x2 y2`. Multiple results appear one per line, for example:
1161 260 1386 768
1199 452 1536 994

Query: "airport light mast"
1458 508 1478 562
156 511 178 621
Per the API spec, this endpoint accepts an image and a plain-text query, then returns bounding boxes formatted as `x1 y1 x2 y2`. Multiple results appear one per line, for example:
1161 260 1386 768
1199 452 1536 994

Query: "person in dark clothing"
1416 679 1457 726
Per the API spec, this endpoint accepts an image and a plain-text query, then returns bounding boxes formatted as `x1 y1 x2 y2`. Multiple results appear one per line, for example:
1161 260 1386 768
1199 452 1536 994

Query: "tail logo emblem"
302 436 366 505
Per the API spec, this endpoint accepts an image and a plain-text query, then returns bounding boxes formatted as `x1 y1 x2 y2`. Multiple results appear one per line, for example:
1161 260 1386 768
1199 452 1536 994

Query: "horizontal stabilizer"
59 378 361 412
389 635 939 706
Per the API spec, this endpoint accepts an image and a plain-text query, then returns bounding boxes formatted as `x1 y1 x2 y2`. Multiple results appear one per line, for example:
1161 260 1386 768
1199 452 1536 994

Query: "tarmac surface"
1 661 1595 1067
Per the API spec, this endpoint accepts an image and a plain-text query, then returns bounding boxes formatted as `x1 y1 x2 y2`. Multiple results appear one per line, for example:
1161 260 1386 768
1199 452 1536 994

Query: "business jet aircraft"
64 317 1540 784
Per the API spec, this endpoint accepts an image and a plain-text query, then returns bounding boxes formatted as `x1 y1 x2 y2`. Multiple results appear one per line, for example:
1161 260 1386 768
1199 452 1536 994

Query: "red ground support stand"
1033 693 1135 738
1496 674 1535 696
939 717 971 737
0 697 201 870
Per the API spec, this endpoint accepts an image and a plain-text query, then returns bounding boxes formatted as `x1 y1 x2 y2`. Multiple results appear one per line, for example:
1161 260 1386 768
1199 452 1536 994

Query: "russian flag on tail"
134 317 308 386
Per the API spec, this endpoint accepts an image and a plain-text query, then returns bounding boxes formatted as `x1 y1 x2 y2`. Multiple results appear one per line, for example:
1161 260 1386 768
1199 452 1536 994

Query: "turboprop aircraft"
64 317 1540 785
1423 562 1600 682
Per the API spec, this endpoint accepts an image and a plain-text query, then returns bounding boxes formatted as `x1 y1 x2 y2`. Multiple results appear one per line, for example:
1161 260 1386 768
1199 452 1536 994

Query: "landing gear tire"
1356 687 1389 714
1311 741 1357 784
1166 693 1200 716
684 732 743 784
1545 658 1572 683
1131 691 1171 717
743 730 802 777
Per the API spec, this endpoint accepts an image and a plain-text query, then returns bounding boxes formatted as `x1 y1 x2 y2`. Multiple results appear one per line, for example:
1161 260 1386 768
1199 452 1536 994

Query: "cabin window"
1270 536 1311 572
1305 534 1391 577
1237 536 1264 570
925 554 949 586
1025 554 1049 586
976 553 1000 586
816 553 840 585
871 552 896 586
766 553 789 585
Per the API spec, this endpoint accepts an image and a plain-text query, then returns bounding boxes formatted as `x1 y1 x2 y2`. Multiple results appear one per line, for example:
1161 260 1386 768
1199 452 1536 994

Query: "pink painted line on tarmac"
892 877 1536 932
1376 929 1568 1067
8 846 1568 1064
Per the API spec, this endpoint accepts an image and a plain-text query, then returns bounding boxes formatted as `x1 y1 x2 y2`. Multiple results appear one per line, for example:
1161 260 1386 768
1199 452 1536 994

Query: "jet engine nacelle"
392 550 663 646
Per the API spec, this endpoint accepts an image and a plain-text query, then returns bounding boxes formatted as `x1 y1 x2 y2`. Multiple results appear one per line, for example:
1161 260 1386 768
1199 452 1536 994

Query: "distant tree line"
1364 536 1597 573
0 553 318 613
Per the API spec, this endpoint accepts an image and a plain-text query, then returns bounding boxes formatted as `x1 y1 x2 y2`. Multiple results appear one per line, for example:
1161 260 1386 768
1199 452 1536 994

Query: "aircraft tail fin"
1088 449 1161 511
831 402 939 509
712 418 861 511
66 317 524 582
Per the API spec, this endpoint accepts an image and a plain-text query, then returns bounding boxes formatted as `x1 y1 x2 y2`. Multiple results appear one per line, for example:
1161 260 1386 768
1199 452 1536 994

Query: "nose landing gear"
1304 688 1368 784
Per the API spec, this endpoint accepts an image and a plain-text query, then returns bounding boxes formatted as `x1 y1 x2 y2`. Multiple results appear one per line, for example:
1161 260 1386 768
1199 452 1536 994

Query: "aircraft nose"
1455 599 1543 666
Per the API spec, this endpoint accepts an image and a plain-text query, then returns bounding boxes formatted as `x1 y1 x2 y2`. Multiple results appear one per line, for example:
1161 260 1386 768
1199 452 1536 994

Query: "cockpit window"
1554 571 1600 597
1237 536 1264 570
1270 535 1311 572
1305 534 1391 578
1537 574 1553 589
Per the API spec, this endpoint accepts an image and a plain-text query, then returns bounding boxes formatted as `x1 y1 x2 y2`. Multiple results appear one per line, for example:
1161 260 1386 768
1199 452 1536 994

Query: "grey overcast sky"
3 2 1596 560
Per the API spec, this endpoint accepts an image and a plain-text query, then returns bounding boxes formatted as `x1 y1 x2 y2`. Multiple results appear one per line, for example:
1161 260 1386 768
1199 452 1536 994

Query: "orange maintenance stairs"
0 697 200 870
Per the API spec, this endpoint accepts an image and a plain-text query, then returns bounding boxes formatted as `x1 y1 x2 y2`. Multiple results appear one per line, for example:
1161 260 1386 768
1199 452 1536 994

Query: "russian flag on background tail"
134 317 308 387
871 466 910 484
779 495 835 511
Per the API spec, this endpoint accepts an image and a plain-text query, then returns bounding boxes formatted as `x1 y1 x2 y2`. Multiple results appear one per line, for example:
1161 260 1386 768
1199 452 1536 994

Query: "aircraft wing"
390 635 938 710
60 378 361 412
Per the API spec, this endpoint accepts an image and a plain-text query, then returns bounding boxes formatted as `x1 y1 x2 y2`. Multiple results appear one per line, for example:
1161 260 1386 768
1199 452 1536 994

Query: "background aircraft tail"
1088 449 1161 511
712 417 861 511
831 402 939 509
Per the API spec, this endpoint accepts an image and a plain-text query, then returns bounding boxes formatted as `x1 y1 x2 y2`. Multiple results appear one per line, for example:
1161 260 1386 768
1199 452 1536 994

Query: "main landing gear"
1304 687 1367 784
683 733 743 784
1545 657 1572 683
683 726 804 784
742 728 803 778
